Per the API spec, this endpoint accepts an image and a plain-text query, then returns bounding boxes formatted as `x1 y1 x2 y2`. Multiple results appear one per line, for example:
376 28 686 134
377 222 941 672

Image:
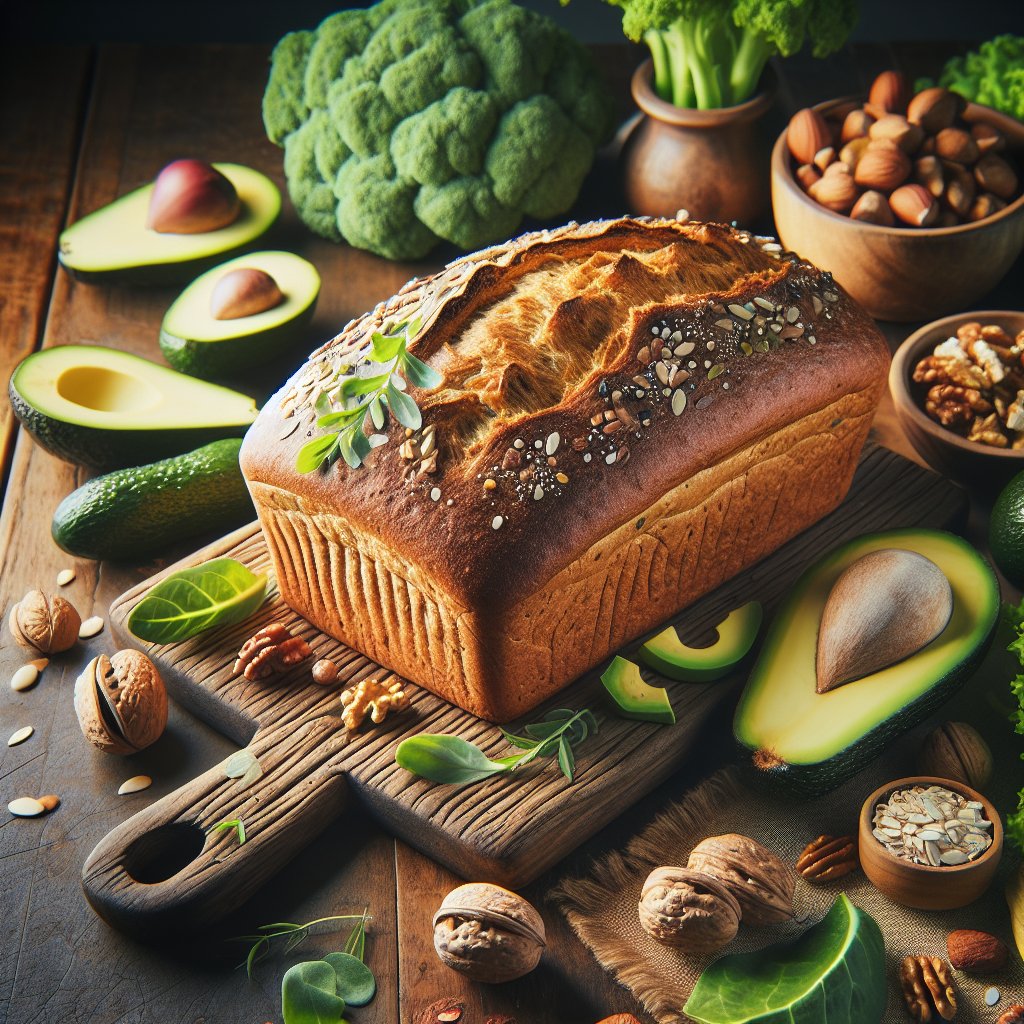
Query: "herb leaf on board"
210 818 246 845
280 960 346 1024
127 557 267 644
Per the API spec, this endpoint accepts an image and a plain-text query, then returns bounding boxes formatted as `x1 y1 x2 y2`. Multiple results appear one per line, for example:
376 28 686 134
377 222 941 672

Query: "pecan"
912 354 988 390
967 411 1008 448
795 834 859 883
925 384 992 430
340 677 410 730
233 623 312 680
900 955 957 1022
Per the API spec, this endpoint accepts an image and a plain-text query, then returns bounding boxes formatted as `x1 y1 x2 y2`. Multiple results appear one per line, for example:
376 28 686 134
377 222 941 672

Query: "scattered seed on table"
11 664 39 692
986 988 1001 1006
37 794 60 812
7 726 34 746
8 797 45 817
28 657 49 673
118 775 152 795
79 616 104 639
56 568 76 587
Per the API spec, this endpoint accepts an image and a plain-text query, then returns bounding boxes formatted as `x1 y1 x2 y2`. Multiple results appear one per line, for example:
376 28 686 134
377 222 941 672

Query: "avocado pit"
210 267 285 320
815 548 953 694
147 159 240 234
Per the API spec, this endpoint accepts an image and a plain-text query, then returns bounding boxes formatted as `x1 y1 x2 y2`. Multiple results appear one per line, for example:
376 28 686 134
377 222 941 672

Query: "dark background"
3 0 1022 44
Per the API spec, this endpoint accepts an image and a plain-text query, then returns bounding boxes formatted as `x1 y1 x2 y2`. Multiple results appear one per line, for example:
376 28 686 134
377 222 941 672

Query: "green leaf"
400 351 442 390
499 731 537 751
297 433 341 473
524 720 565 741
395 735 514 785
211 818 246 844
385 381 421 430
127 557 267 645
223 749 262 787
323 952 376 1007
317 408 362 428
340 371 391 400
557 736 575 780
368 394 385 430
370 330 405 362
281 961 346 1024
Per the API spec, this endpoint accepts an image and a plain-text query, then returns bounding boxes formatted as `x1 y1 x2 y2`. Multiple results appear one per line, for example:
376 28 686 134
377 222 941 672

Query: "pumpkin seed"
7 726 33 746
11 664 39 692
8 797 45 817
671 390 687 416
118 775 152 796
56 568 76 587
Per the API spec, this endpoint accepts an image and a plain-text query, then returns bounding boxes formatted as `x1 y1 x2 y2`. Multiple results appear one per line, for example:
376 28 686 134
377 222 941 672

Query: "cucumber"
52 438 253 560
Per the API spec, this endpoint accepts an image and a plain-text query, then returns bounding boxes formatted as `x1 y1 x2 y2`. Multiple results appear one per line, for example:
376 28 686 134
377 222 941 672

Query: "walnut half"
638 866 741 952
900 955 957 1022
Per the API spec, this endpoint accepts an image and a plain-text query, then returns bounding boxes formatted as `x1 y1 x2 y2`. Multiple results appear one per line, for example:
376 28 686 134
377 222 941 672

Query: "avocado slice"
601 656 675 724
10 345 259 471
159 251 320 379
58 164 281 284
734 529 998 796
640 601 763 682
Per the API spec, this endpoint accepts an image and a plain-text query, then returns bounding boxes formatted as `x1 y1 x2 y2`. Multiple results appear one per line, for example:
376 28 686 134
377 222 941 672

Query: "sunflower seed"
11 665 39 692
728 304 753 320
79 616 104 639
118 775 152 796
754 297 775 311
545 432 560 456
8 797 45 817
671 390 687 416
7 726 33 746
714 319 734 332
674 341 695 357
491 516 503 530
985 988 1001 1007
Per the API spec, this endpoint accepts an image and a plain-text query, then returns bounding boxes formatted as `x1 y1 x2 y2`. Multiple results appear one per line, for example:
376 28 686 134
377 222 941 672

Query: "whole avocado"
262 0 614 260
991 468 1024 586
52 439 254 561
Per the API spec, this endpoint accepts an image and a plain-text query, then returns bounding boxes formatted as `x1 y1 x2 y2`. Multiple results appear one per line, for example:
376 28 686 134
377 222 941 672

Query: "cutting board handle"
81 716 348 937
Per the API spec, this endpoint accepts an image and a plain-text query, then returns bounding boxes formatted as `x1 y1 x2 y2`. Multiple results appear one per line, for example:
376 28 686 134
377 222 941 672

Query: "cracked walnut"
341 677 411 730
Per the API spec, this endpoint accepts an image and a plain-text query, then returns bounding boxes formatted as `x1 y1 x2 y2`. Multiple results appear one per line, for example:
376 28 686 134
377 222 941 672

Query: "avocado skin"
159 301 317 379
51 439 254 560
58 243 269 287
9 378 251 472
990 469 1024 587
740 621 996 798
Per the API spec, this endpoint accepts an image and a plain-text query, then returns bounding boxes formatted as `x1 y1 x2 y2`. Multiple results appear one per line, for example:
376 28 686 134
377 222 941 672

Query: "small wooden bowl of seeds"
890 310 1024 489
859 776 1003 910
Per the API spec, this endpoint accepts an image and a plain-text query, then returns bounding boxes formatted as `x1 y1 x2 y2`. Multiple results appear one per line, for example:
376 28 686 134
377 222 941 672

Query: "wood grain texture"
90 443 967 938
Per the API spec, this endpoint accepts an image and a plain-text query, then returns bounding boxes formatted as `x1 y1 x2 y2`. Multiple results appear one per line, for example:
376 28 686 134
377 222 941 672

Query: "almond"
809 169 859 213
851 190 895 226
868 70 909 113
841 108 874 143
970 192 1007 221
787 108 832 165
971 121 1005 154
947 929 1008 974
890 183 939 226
908 87 964 132
934 127 979 165
795 163 821 191
869 114 924 154
974 154 1019 200
855 143 910 191
914 155 945 197
813 146 836 172
839 137 870 171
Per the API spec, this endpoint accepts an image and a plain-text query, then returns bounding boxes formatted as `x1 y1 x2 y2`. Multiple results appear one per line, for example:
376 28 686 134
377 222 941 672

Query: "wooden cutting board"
83 444 966 937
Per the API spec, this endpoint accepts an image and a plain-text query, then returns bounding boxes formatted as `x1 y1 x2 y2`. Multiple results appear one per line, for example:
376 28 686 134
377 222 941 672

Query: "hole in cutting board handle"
123 822 206 884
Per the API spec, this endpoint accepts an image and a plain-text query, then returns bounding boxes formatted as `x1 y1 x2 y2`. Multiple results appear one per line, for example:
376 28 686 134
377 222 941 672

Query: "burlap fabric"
550 651 1024 1023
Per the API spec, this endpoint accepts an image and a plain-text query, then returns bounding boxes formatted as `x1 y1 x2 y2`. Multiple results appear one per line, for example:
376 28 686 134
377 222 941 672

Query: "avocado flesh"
640 601 763 681
734 529 998 794
10 345 259 470
58 164 281 283
159 251 320 378
601 656 675 724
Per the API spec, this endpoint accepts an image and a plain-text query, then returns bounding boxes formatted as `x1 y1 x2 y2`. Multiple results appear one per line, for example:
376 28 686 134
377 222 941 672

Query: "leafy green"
1004 598 1024 851
210 818 246 845
921 36 1024 121
323 953 375 1007
396 707 598 785
281 961 347 1024
562 0 858 109
234 912 370 978
684 895 886 1024
223 749 263 788
127 557 267 644
295 319 440 474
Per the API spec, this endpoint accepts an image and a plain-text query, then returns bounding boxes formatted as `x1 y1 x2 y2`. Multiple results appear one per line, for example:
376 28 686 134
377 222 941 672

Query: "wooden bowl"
890 309 1024 488
771 99 1024 321
859 776 1003 910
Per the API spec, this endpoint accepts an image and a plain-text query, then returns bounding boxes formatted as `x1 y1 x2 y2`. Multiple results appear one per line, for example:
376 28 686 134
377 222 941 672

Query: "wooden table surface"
1 37 1020 1024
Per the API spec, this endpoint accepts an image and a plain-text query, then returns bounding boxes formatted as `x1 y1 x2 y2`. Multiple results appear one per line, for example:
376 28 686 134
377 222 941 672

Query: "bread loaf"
241 217 890 721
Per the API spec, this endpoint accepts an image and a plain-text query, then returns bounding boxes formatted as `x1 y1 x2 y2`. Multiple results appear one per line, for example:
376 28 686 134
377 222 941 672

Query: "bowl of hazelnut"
771 71 1024 321
890 310 1024 485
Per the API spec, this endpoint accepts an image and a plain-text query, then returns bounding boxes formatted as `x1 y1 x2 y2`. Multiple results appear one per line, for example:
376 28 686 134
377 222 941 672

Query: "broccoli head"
263 0 614 261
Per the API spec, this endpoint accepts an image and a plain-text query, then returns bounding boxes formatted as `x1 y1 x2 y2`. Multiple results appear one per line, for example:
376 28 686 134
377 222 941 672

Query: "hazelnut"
935 210 960 228
638 867 741 952
974 153 1019 200
813 146 836 172
312 658 339 686
971 121 1005 154
839 137 870 172
795 163 822 191
851 190 895 226
908 87 965 133
432 883 545 984
919 721 993 788
934 127 979 165
869 114 924 154
946 928 1008 974
941 161 976 218
809 169 859 213
854 143 910 191
969 192 1007 222
687 833 796 926
914 155 945 198
890 183 939 227
787 108 831 165
868 70 909 113
8 590 81 654
74 650 168 755
840 108 874 144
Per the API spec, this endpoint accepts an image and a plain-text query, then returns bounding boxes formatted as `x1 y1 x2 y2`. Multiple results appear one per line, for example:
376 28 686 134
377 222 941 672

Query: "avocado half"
58 164 281 284
734 529 999 797
159 251 320 379
601 656 675 724
10 345 259 470
640 601 763 682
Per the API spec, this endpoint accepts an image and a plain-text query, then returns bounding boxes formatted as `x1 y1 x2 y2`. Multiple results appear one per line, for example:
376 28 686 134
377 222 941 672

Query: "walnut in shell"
74 650 168 754
432 882 545 983
638 866 741 952
9 590 81 654
687 834 796 926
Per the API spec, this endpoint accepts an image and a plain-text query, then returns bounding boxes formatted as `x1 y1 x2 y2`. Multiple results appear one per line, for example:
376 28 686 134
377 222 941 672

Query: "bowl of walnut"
890 310 1024 486
771 71 1024 321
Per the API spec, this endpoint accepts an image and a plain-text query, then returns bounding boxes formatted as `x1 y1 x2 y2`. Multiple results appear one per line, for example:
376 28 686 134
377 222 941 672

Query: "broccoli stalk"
589 0 860 110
